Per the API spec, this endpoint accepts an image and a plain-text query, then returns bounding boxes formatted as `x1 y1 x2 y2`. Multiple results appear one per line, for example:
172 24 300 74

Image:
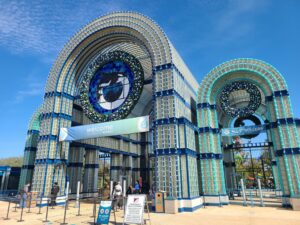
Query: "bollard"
61 199 68 225
76 195 81 216
44 198 50 222
240 179 247 206
257 179 264 207
18 200 25 222
4 197 11 220
218 192 222 207
38 195 43 214
27 194 32 213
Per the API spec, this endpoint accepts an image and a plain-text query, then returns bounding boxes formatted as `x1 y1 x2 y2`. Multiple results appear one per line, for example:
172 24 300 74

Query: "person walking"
20 183 30 208
50 182 60 206
112 181 122 210
133 180 140 194
126 185 133 196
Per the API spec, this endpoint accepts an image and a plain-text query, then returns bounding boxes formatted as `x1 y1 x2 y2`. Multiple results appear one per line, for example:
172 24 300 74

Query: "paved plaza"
0 200 300 225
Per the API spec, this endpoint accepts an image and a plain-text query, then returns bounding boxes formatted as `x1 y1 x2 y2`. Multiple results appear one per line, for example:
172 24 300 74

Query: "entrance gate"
223 141 282 207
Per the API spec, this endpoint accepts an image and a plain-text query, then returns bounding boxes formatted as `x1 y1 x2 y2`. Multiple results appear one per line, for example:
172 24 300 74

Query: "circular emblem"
80 51 144 122
220 81 261 118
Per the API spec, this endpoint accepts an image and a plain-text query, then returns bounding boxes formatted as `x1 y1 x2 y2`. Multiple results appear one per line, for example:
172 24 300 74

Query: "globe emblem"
80 51 144 122
88 59 134 115
97 72 130 110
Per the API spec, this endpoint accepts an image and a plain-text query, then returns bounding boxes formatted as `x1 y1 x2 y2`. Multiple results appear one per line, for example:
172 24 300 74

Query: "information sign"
97 201 112 225
124 195 145 224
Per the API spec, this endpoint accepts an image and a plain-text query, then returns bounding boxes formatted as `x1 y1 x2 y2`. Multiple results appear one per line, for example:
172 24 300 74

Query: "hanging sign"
59 116 149 142
221 124 266 137
97 201 112 225
124 195 146 224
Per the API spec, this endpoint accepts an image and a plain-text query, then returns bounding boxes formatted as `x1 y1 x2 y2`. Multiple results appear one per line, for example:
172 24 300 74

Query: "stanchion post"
240 179 247 206
92 195 96 219
4 197 11 220
218 191 222 207
76 193 81 216
93 195 97 225
43 198 50 222
61 199 68 225
18 199 25 222
75 181 80 208
110 181 113 200
38 194 43 214
202 192 206 208
50 194 54 209
257 179 264 207
14 196 18 212
27 194 32 213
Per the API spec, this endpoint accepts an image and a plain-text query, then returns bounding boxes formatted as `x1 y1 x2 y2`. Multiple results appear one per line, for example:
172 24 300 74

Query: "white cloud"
13 69 46 103
193 0 270 49
0 0 122 59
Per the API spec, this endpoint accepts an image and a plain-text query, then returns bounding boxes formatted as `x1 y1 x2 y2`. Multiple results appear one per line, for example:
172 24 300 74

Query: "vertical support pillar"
110 153 123 182
83 149 99 195
197 103 228 204
67 147 84 193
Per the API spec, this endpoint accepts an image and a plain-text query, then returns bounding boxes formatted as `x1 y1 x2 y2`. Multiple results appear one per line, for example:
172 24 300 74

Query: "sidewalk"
0 200 299 225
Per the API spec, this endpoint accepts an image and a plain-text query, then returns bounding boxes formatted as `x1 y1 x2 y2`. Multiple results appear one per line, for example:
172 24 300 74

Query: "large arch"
20 12 200 211
197 58 300 207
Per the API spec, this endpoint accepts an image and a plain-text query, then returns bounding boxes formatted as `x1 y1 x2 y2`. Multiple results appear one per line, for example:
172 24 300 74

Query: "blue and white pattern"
80 51 144 122
89 60 134 114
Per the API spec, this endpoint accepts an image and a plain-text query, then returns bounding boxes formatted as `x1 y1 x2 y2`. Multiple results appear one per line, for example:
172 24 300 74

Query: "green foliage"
0 156 23 167
234 148 273 188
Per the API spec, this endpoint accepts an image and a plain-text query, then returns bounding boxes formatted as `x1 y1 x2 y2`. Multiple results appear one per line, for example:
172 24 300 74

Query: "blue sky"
0 0 300 158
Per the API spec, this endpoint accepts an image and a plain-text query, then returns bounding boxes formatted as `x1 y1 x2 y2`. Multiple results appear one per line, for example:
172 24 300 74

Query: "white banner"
59 116 149 142
124 195 145 224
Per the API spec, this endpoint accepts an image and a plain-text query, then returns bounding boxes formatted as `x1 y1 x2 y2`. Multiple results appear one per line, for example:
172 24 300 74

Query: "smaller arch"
27 107 42 131
198 58 289 104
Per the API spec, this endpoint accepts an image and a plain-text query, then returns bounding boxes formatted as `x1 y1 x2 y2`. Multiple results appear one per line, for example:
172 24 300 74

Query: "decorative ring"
79 51 144 122
220 81 261 118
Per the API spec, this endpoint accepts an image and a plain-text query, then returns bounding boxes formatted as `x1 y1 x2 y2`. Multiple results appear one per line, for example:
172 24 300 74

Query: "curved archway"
197 59 300 205
19 107 42 190
26 12 200 206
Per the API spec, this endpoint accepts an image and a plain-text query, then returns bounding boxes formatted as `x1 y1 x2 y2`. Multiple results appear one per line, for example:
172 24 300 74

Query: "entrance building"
19 12 300 211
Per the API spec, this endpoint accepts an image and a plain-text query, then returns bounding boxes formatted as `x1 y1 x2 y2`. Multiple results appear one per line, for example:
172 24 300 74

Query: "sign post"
123 195 146 225
97 201 112 225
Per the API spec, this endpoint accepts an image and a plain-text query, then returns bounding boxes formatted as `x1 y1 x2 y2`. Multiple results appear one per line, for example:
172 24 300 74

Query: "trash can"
155 192 165 213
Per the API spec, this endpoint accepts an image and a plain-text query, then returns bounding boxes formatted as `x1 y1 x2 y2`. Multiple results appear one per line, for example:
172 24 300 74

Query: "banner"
59 116 149 142
221 124 266 137
97 201 112 225
124 195 145 224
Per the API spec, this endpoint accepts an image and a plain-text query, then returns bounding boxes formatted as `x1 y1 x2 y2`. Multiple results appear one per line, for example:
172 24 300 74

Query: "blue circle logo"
89 61 134 114
80 51 144 122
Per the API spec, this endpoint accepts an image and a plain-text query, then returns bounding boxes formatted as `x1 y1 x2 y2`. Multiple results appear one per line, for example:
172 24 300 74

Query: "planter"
291 198 300 211
164 199 178 214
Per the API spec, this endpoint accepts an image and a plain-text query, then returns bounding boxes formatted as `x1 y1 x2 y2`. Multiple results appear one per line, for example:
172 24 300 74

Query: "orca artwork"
89 60 133 113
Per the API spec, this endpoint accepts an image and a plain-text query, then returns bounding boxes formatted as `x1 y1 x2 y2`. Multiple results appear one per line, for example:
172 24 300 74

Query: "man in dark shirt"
50 182 60 206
